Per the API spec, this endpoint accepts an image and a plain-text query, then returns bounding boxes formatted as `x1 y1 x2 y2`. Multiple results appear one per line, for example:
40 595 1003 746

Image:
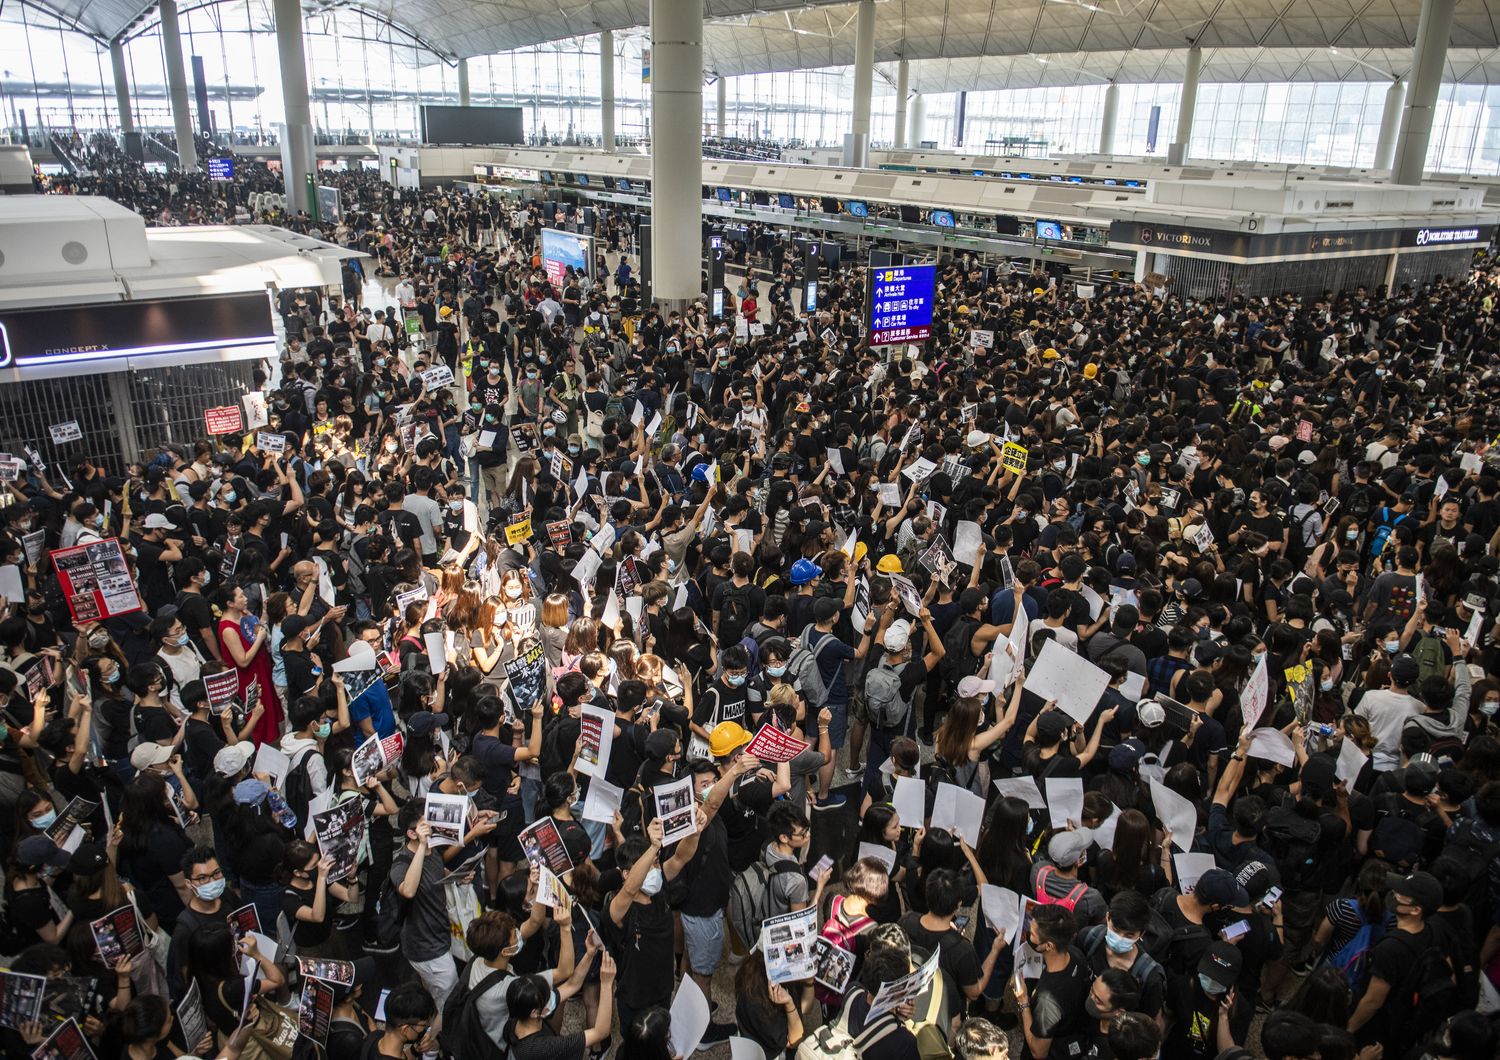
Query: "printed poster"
653 775 698 846
576 705 615 777
50 538 142 622
518 816 575 875
761 907 818 984
30 1017 95 1060
297 976 335 1047
312 798 366 882
89 904 143 965
743 723 809 764
812 936 856 993
503 640 547 711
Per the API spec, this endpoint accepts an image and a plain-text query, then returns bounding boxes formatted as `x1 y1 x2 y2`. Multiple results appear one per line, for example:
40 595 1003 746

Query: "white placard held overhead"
1174 853 1218 895
1335 739 1368 787
1248 728 1296 766
1023 639 1111 724
929 783 985 847
423 631 447 674
891 775 926 831
1149 779 1197 851
825 448 845 476
1240 653 1269 731
994 775 1046 810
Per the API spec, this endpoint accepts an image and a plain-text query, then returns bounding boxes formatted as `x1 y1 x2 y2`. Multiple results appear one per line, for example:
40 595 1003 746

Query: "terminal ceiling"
31 0 1500 88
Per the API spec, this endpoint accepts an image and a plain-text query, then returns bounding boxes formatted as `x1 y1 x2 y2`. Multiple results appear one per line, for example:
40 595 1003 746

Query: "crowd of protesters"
0 162 1495 1060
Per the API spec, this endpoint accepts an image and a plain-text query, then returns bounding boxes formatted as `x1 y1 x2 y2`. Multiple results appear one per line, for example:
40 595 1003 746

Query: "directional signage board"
869 263 936 347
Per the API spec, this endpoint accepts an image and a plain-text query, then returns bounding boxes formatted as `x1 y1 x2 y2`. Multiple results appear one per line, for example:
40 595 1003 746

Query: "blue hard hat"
691 462 713 483
789 559 823 586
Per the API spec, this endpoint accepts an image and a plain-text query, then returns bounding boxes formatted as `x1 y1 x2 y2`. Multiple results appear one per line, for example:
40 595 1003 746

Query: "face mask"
1104 928 1135 954
542 990 558 1018
1083 996 1107 1020
1346 529 1359 540
385 441 399 453
505 584 523 600
449 499 464 512
1198 974 1226 997
104 669 121 685
1320 678 1335 692
503 930 523 957
1384 638 1401 653
195 878 226 901
223 491 236 504
543 427 556 438
640 867 664 896
1137 454 1151 467
568 444 581 456
766 664 787 678
89 631 110 649
315 721 332 740
31 809 57 831
725 674 746 688
1052 460 1066 471
470 402 483 411
526 371 538 379
175 632 191 647
1482 699 1499 717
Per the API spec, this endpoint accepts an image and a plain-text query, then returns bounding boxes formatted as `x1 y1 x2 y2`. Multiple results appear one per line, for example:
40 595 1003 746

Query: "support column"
158 0 197 170
894 59 909 149
909 92 926 147
600 29 616 151
1099 80 1120 155
457 58 470 106
1375 78 1406 170
650 0 704 306
845 0 875 166
1393 0 1455 185
716 76 726 136
272 0 314 215
1166 44 1201 165
110 40 134 134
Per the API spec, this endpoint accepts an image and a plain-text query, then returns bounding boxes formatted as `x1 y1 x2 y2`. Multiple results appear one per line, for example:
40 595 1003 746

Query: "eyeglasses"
188 869 224 884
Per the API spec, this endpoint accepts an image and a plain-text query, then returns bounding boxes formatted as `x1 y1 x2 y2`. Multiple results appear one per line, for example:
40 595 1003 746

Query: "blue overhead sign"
869 263 936 347
207 156 234 181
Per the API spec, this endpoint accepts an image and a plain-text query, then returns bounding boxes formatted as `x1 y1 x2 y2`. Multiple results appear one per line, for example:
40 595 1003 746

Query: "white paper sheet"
1023 640 1111 724
729 1038 767 1060
1149 779 1197 851
1248 728 1296 766
825 448 845 476
1043 778 1084 831
1336 739 1368 787
581 777 624 824
424 631 447 674
994 775 1046 810
953 520 983 567
1095 805 1122 848
856 842 897 873
668 975 711 1059
929 783 985 847
980 884 1023 943
253 743 291 789
891 775 926 831
1174 853 1218 894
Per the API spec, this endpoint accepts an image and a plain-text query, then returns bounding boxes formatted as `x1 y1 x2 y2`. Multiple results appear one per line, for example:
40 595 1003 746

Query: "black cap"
281 615 310 640
1194 868 1250 907
1388 870 1443 916
1198 941 1243 990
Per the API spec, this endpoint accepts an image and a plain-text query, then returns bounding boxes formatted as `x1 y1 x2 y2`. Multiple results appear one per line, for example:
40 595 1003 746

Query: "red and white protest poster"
204 406 244 435
49 538 142 622
744 723 810 764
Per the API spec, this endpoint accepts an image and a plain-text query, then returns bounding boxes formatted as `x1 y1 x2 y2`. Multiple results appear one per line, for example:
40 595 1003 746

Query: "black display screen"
0 292 274 369
419 105 524 145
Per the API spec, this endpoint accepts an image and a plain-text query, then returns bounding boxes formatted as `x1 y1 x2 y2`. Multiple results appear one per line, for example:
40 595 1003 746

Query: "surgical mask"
543 427 556 438
1384 638 1400 653
503 930 523 957
505 584 523 600
567 444 581 456
89 631 110 649
31 809 57 831
316 721 332 740
195 878 226 901
640 867 664 896
1083 996 1107 1020
766 664 787 678
1137 454 1151 467
1320 678 1335 692
104 669 121 685
1346 529 1359 540
1198 974 1227 997
175 632 191 647
542 991 558 1018
1104 928 1135 955
725 674 746 688
449 500 464 512
223 491 236 504
698 786 713 803
1482 699 1499 717
526 371 538 379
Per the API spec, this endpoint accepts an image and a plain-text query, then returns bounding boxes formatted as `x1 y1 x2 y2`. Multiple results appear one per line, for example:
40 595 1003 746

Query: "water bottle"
266 787 299 831
1311 723 1337 739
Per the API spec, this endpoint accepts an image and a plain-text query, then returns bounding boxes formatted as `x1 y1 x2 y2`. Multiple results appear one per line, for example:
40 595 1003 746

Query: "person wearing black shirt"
1014 905 1092 1060
130 514 184 613
279 615 320 702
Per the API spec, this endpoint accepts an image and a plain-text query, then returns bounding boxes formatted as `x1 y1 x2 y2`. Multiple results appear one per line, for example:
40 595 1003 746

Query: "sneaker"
813 793 848 811
842 765 864 779
698 1022 737 1048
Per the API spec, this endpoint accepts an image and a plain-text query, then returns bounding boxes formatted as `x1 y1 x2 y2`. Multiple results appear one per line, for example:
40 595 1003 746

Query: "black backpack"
1386 932 1458 1051
283 747 321 832
941 619 981 683
1438 821 1500 922
1261 805 1323 889
1369 798 1431 871
718 583 755 648
439 957 511 1060
372 867 412 952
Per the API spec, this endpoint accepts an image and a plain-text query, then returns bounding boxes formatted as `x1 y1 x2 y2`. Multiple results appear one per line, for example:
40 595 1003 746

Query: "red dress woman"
216 584 284 745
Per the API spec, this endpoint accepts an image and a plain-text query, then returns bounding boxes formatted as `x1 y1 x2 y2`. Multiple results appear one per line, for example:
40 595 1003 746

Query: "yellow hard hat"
853 541 869 564
1033 287 1045 296
708 721 753 759
1043 348 1060 360
876 554 904 574
1083 363 1099 379
958 305 970 314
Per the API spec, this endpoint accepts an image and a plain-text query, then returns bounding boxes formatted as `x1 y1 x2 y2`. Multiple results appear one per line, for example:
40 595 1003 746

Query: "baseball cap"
233 778 270 806
1109 738 1146 771
882 621 912 653
1179 578 1205 601
708 721 753 759
67 843 109 877
1388 870 1443 916
1037 711 1072 740
1391 654 1421 685
1048 828 1094 867
957 675 996 699
15 836 70 870
1198 941 1243 991
789 559 823 586
1137 700 1166 728
1300 754 1337 799
1193 868 1250 907
1234 860 1279 903
214 743 255 777
143 513 173 530
812 598 841 624
281 614 310 640
407 710 451 736
130 742 175 771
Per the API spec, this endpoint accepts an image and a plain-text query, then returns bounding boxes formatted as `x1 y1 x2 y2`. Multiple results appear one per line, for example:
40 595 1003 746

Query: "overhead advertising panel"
540 228 591 287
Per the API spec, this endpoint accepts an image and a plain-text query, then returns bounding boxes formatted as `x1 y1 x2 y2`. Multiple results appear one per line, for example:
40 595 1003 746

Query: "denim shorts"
681 911 726 976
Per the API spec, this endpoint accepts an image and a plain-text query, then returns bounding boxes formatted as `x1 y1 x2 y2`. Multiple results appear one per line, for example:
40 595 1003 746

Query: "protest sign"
50 538 142 622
